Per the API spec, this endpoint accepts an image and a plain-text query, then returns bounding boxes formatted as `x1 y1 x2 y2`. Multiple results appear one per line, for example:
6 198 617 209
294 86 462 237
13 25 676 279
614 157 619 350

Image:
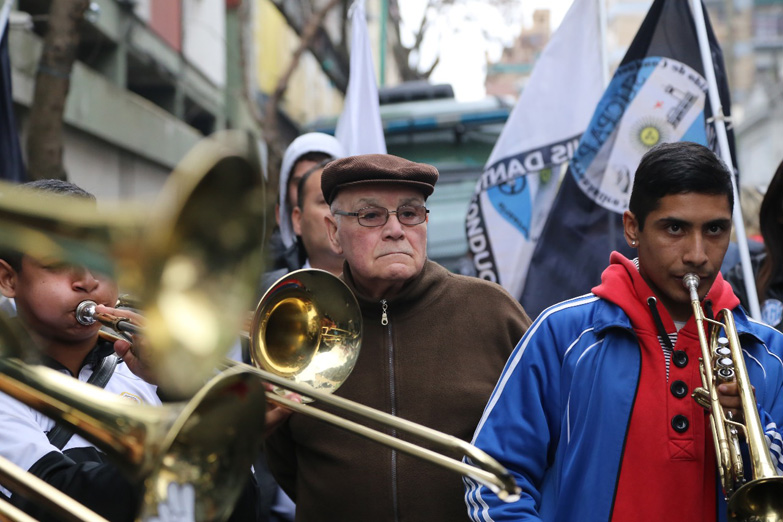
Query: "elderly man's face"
326 185 428 299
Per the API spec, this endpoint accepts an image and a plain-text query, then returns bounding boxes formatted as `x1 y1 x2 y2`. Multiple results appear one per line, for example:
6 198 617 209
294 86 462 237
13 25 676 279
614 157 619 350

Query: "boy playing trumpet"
467 142 783 522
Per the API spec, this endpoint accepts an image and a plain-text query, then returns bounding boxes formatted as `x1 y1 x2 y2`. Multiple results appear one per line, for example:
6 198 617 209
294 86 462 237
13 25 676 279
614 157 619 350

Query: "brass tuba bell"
0 130 268 398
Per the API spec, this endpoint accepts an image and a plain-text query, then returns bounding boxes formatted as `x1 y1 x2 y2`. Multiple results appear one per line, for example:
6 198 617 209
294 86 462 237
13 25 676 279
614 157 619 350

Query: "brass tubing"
228 361 521 502
684 273 734 493
684 273 783 521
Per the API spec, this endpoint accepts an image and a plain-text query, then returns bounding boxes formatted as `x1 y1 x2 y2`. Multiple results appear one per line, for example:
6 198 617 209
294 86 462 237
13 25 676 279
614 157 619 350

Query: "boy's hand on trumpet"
95 304 157 385
717 381 753 423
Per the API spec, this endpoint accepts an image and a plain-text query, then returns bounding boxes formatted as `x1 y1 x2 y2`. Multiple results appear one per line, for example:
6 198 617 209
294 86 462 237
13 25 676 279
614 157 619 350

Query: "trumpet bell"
728 477 783 522
259 296 319 375
250 269 362 396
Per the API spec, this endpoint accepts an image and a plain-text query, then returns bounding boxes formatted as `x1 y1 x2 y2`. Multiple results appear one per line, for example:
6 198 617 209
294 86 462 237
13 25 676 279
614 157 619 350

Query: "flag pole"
598 0 609 88
599 0 617 251
688 0 761 319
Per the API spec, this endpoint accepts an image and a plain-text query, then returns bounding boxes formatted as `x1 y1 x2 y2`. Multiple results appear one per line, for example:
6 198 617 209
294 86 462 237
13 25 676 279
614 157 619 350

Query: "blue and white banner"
0 0 26 182
519 0 735 317
465 0 604 298
335 0 386 155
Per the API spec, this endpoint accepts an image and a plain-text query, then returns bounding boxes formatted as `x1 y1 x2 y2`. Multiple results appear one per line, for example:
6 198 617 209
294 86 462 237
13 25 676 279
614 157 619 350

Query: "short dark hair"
295 159 331 209
287 152 334 204
628 141 734 230
0 180 96 271
22 179 97 201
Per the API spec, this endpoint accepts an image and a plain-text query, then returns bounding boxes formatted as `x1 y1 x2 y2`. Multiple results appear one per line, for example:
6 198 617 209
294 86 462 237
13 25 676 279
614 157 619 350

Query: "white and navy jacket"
0 340 160 521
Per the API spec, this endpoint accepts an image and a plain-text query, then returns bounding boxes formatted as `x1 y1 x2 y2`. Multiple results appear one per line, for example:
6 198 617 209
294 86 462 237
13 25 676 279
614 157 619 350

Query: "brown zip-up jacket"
265 260 531 521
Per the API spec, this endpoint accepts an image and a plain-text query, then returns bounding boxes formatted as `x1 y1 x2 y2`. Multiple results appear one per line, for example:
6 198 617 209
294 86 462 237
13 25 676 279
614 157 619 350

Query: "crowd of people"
1 139 783 522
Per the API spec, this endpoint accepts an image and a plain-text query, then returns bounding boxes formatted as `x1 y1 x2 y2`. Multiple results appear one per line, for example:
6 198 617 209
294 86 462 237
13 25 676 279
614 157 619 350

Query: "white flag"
465 0 604 299
335 0 387 155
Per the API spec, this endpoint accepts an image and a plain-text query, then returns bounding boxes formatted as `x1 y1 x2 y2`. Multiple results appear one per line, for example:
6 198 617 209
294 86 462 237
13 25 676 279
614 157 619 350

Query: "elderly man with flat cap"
265 153 532 521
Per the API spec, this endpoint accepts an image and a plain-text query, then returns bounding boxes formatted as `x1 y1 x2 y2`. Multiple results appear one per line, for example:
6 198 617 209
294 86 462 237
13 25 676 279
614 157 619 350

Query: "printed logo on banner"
571 57 708 213
487 176 531 238
485 167 558 239
465 196 499 283
478 138 577 240
761 299 783 328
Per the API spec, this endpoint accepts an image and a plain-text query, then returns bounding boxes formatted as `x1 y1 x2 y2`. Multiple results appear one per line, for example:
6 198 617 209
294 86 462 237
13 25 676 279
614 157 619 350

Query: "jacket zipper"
381 299 399 521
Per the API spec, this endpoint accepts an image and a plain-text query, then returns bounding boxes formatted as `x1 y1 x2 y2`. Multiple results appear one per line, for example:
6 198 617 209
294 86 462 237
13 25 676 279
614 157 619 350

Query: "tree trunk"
25 0 89 181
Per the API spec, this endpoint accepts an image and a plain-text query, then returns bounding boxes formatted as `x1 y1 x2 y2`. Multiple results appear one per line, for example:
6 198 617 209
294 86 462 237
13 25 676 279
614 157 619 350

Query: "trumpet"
76 300 141 343
83 269 522 502
684 273 783 520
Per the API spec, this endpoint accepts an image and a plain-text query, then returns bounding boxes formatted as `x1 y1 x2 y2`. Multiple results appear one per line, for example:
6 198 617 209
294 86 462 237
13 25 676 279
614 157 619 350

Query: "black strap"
647 296 674 351
47 354 120 450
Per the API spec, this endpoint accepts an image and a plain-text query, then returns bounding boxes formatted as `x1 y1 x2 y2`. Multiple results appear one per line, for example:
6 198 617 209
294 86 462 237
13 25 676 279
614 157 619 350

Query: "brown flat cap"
321 154 439 204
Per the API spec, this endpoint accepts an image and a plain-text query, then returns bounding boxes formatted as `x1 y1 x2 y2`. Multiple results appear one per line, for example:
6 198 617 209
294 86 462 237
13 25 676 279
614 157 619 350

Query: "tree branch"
263 0 341 190
269 0 349 93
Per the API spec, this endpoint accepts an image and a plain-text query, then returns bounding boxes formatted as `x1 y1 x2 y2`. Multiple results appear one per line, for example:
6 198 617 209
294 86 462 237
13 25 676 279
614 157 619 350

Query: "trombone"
82 269 522 502
684 273 783 521
0 321 268 522
0 130 273 521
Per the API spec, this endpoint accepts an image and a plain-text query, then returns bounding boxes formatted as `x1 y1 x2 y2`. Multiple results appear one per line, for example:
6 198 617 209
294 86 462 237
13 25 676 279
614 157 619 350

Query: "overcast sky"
397 0 577 100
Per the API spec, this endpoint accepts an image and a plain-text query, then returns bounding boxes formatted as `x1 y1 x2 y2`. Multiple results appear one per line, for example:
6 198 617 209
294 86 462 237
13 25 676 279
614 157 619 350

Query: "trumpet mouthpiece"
75 300 98 326
683 273 700 290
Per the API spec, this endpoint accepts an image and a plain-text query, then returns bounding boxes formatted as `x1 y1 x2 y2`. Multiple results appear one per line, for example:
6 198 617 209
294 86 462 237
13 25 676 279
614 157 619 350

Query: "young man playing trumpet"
467 142 783 522
0 180 262 521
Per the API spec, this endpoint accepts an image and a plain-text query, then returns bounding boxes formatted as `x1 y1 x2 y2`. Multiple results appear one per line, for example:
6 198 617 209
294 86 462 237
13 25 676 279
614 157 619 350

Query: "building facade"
8 0 263 199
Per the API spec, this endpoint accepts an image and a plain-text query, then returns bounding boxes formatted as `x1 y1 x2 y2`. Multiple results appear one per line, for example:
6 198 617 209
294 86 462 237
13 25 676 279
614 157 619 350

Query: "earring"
631 240 637 246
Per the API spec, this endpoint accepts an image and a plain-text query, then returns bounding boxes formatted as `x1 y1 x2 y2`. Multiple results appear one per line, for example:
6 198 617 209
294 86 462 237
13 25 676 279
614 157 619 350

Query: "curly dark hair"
757 160 783 299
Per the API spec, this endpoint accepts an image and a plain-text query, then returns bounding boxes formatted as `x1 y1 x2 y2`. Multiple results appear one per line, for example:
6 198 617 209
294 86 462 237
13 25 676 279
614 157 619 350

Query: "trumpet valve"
713 338 735 384
715 364 735 384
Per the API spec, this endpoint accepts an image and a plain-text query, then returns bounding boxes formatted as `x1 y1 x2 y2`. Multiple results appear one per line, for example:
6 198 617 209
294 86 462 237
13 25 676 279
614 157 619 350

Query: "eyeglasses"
333 205 429 227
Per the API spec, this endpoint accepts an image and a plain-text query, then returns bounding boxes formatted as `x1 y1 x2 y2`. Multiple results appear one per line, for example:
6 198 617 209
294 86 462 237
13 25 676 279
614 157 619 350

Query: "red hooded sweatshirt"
592 253 739 522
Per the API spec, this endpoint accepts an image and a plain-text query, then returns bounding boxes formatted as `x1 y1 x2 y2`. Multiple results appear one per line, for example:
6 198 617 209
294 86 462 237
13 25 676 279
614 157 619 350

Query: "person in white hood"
274 133 345 271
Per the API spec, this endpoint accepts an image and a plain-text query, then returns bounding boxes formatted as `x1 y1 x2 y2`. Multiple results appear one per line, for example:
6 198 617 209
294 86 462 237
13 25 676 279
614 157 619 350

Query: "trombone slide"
229 361 521 502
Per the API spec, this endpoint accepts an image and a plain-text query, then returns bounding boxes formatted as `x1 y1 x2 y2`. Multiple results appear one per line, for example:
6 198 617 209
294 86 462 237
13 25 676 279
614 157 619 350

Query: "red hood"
592 251 739 332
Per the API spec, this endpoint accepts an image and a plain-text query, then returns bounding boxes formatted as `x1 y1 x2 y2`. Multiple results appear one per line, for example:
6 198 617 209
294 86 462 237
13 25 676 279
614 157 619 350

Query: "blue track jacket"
467 287 783 521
